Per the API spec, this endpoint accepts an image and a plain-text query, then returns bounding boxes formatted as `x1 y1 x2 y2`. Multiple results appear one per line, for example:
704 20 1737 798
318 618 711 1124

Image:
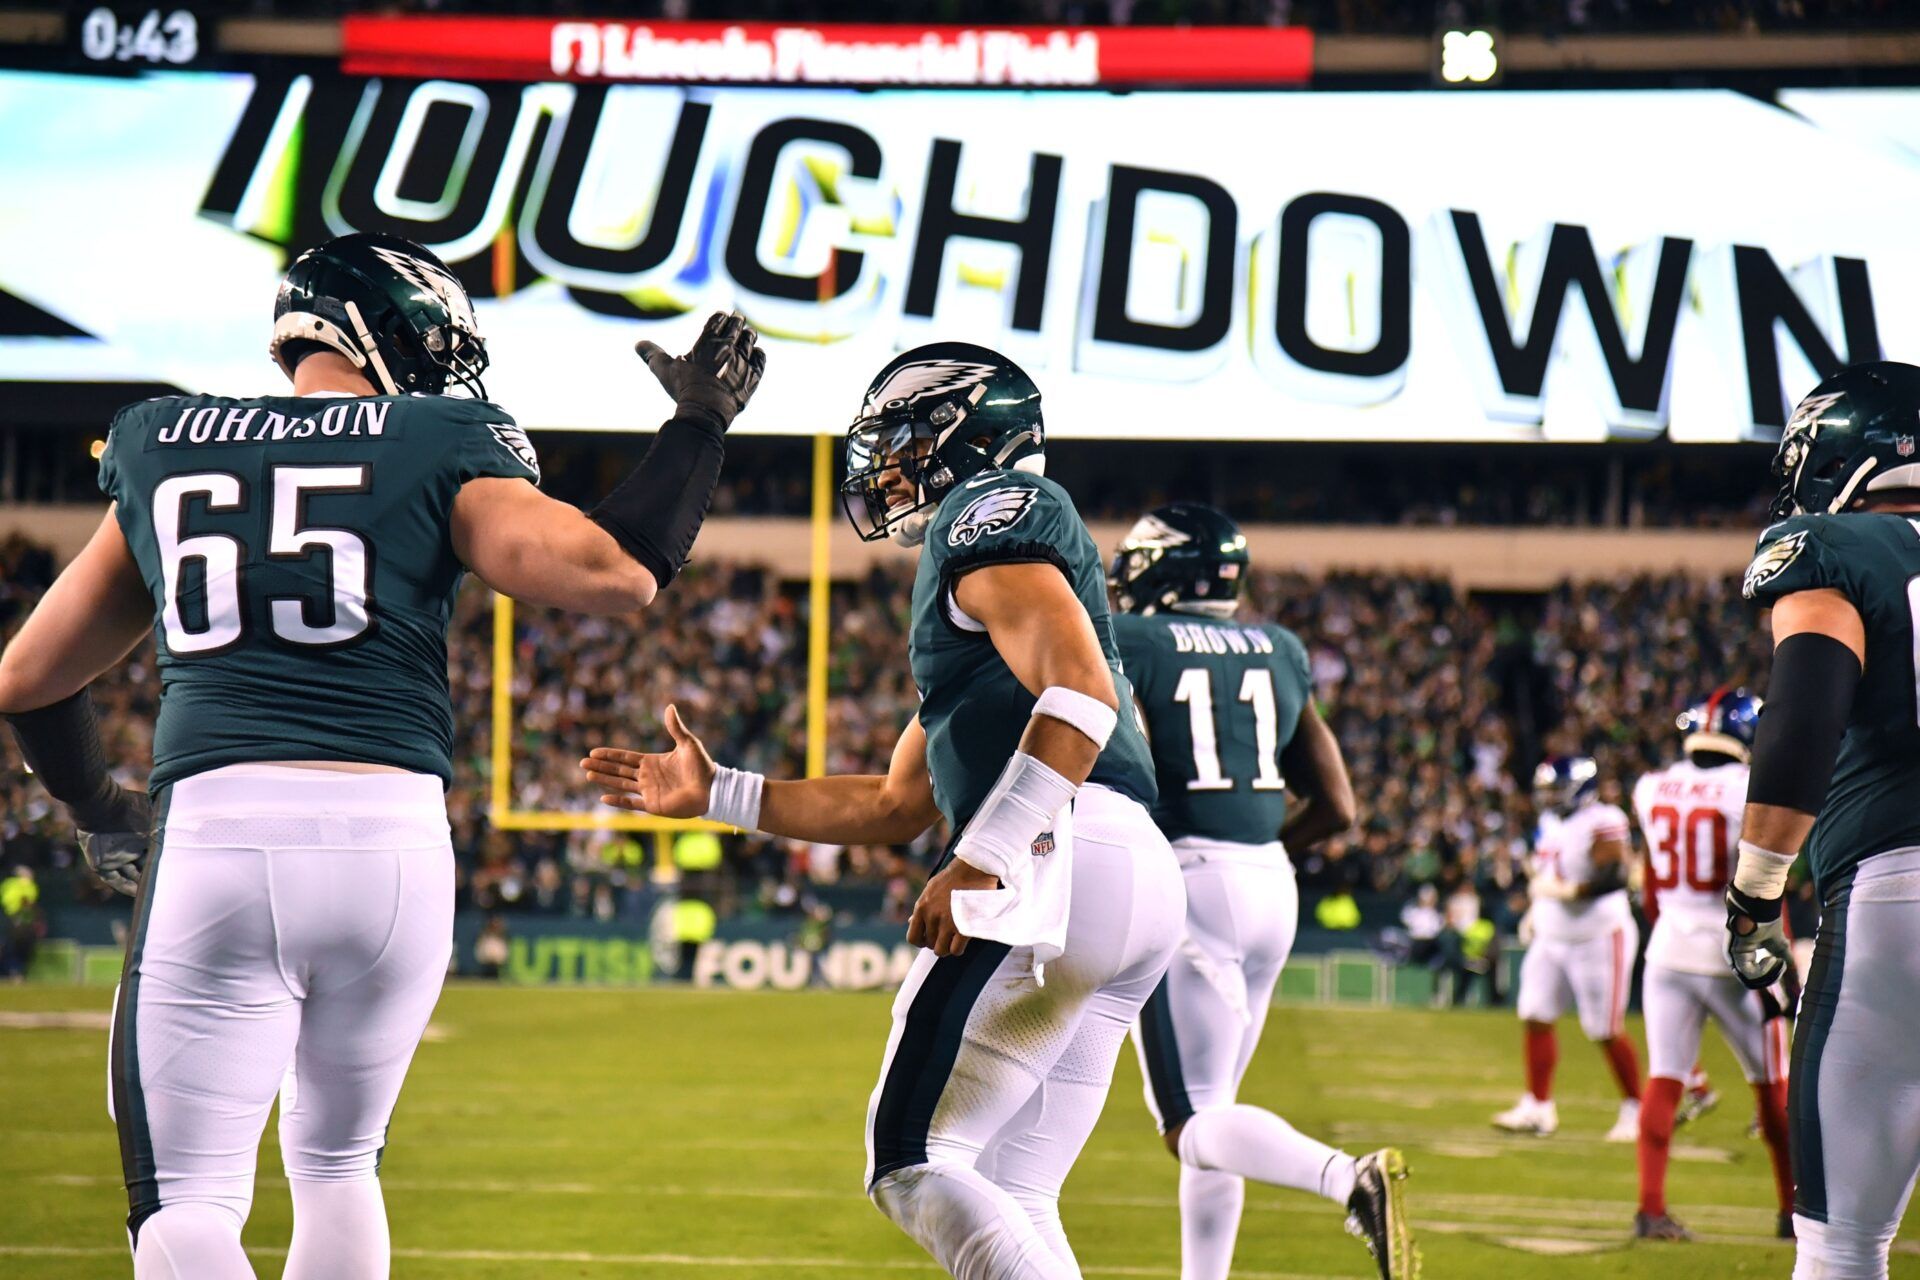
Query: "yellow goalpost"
488 434 837 860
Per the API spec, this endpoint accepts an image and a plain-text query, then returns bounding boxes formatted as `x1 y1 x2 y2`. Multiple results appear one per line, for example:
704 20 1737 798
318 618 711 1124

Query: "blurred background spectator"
0 533 1767 938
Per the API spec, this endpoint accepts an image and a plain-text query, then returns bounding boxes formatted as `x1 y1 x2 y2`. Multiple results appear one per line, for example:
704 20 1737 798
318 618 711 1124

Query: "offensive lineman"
1628 689 1793 1242
0 233 764 1278
1729 361 1920 1277
584 343 1183 1280
1493 756 1644 1141
1106 503 1415 1280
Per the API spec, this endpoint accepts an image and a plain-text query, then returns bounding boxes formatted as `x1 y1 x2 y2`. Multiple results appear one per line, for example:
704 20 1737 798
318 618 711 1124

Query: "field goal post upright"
488 431 839 862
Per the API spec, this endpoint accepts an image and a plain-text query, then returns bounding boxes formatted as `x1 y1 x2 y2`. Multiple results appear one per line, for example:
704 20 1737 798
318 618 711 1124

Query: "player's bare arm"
1276 700 1356 849
910 559 1121 954
452 478 656 612
1728 586 1865 987
0 508 151 715
0 508 157 895
583 708 940 846
456 313 766 613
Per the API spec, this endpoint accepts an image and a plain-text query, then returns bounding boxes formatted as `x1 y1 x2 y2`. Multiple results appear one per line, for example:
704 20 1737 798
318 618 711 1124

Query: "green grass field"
3 984 1915 1279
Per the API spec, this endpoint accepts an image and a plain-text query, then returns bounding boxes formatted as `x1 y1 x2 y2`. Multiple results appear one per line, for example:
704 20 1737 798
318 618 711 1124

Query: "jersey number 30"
1644 804 1730 892
153 466 373 655
1172 667 1286 792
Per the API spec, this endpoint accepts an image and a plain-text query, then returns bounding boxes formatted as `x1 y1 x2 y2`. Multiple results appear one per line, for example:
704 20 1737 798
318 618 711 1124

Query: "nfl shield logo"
1031 831 1055 857
1899 435 1916 458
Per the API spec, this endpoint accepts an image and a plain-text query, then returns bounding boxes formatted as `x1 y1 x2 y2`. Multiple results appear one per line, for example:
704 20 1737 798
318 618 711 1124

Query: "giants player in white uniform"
1493 757 1643 1141
1630 689 1793 1241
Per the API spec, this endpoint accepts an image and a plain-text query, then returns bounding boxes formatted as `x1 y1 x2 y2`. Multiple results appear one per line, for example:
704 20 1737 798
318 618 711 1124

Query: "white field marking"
0 1010 113 1030
1417 1193 1775 1225
0 1244 1355 1278
1416 1219 1793 1250
1326 1122 1736 1162
1324 1085 1570 1107
1421 1142 1502 1159
1491 1237 1613 1256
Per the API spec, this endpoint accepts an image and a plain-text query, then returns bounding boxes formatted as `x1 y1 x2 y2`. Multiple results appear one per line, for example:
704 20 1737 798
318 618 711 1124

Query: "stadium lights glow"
1439 29 1499 85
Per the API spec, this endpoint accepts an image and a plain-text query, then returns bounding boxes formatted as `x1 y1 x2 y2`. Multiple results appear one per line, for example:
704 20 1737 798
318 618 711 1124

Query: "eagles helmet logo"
371 244 480 336
863 359 997 421
487 421 541 482
1742 529 1808 599
1121 513 1192 550
949 485 1038 547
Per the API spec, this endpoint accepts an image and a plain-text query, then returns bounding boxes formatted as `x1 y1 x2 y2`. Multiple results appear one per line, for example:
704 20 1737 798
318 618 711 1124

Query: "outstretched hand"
581 705 716 818
634 311 766 433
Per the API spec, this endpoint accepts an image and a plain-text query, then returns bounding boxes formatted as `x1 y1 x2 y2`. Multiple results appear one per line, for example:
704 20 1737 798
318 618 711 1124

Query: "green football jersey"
1743 512 1920 892
1112 612 1311 845
99 393 540 788
909 470 1156 833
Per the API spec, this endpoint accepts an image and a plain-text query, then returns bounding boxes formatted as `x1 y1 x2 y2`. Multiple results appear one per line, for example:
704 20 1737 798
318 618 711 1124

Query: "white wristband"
1033 686 1118 750
952 751 1077 884
705 765 765 831
1733 840 1797 899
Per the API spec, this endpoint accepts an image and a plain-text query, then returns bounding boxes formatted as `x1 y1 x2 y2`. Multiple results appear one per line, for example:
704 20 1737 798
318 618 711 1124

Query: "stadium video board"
1 73 1914 441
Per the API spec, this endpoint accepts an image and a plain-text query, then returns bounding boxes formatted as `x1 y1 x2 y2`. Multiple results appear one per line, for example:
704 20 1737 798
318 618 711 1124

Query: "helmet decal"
864 359 998 419
948 485 1037 547
370 244 479 337
1121 513 1193 549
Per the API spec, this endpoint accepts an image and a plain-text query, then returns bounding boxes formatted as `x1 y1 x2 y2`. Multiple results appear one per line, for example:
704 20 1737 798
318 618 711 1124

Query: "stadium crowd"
1 531 1770 935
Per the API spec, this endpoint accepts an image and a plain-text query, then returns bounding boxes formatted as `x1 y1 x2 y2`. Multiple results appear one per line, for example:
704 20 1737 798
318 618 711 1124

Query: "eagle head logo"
487 421 541 482
863 359 997 423
948 485 1038 548
1742 529 1807 599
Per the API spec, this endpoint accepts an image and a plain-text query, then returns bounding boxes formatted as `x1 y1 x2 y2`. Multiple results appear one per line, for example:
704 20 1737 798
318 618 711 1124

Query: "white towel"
951 800 1075 978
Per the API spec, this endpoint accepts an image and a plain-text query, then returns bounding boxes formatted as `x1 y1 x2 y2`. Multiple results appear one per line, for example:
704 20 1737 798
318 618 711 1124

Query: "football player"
585 343 1183 1280
1731 361 1920 1278
1629 688 1792 1242
1492 756 1644 1141
1106 504 1415 1280
0 233 763 1279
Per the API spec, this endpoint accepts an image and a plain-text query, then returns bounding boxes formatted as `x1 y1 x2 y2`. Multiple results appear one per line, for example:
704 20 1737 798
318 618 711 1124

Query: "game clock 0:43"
78 7 199 66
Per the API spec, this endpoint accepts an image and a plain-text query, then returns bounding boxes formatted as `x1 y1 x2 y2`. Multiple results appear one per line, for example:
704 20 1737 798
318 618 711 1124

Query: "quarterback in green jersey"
1728 361 1920 1278
585 342 1183 1280
1108 504 1415 1280
0 232 764 1279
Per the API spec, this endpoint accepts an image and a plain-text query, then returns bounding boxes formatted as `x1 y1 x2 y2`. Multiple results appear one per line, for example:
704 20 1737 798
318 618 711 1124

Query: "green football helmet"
840 341 1044 546
1108 502 1250 619
270 232 489 397
1770 361 1920 519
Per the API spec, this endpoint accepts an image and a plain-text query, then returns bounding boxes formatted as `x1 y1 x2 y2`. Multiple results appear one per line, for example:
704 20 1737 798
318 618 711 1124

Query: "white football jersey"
1530 800 1634 943
1632 759 1748 975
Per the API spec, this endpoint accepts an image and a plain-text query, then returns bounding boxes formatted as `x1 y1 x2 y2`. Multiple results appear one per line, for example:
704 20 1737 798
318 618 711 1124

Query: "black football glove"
634 311 766 434
75 786 151 897
1726 885 1790 990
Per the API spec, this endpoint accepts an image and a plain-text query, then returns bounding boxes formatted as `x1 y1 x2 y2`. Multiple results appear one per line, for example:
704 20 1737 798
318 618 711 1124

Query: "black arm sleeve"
5 689 124 829
587 413 724 589
1748 631 1862 815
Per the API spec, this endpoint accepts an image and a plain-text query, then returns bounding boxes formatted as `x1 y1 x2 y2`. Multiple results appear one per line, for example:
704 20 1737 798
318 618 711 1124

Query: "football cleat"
1674 1085 1720 1128
1634 1211 1693 1242
1606 1098 1642 1143
1344 1148 1419 1279
1492 1095 1558 1136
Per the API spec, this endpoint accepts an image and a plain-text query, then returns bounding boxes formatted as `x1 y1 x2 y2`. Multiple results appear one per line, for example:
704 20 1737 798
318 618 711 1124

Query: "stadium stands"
1 535 1769 929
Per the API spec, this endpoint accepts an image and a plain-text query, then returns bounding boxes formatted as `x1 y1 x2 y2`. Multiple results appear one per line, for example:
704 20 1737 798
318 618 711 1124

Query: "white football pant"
865 786 1184 1279
110 764 452 1280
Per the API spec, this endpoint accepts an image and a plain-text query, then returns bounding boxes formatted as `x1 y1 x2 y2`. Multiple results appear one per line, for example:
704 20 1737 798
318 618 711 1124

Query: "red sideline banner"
340 17 1313 87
